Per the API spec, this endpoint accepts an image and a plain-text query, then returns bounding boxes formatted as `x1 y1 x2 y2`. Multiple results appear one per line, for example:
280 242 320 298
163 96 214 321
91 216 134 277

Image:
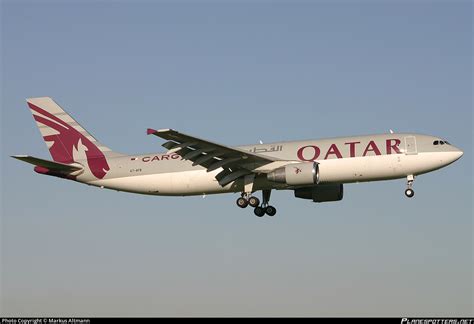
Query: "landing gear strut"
405 175 415 198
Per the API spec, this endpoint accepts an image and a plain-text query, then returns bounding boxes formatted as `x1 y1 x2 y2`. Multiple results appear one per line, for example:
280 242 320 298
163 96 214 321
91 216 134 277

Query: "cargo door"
404 136 418 155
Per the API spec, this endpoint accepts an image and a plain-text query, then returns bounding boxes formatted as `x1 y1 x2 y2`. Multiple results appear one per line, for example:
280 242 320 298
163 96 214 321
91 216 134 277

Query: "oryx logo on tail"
27 97 111 179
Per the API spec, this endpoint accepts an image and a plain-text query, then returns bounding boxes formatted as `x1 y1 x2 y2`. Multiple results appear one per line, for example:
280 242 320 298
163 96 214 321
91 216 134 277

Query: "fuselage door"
404 136 418 155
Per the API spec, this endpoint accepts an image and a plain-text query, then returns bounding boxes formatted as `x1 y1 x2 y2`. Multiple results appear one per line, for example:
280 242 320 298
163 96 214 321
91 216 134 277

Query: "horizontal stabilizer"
11 155 83 172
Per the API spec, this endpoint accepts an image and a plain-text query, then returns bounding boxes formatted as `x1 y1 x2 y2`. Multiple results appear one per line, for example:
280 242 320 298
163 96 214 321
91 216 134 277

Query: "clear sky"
1 0 472 317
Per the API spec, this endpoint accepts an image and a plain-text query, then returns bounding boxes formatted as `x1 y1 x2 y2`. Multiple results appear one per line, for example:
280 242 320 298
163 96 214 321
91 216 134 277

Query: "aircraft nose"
447 147 463 164
437 146 464 168
454 149 464 160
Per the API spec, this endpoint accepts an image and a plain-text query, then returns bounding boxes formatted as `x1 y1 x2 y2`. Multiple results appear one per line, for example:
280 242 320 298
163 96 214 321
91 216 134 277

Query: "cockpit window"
433 140 451 146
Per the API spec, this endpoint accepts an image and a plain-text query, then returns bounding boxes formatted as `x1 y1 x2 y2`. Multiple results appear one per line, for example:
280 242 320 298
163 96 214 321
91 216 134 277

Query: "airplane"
12 97 464 217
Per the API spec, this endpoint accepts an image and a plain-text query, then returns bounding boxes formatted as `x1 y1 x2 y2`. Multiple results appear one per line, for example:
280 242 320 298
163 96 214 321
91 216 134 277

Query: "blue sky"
1 0 472 316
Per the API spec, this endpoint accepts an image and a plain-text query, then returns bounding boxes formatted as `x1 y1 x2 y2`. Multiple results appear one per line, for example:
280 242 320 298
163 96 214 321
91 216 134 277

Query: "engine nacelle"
267 162 319 186
294 184 344 203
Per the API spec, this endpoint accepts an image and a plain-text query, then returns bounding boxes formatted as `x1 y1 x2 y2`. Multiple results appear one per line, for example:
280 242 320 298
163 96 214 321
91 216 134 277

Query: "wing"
147 128 279 187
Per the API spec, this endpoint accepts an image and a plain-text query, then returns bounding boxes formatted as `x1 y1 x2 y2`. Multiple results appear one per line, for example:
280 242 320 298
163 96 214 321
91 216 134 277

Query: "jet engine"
294 184 344 203
267 162 319 186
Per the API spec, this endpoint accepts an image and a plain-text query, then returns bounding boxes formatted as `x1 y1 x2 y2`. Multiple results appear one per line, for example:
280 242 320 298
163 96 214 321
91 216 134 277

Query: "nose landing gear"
404 175 415 198
405 188 414 198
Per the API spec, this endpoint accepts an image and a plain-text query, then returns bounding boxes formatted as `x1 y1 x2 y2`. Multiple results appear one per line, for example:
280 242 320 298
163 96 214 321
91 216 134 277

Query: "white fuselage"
82 133 463 196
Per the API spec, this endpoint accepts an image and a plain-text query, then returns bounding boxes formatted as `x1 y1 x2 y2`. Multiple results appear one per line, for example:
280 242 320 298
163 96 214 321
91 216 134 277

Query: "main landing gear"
236 175 277 217
236 189 277 217
404 174 415 198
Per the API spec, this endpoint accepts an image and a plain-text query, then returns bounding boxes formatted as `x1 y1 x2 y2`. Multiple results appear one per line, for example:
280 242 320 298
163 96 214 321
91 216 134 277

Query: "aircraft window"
445 141 450 145
433 140 439 145
440 141 445 145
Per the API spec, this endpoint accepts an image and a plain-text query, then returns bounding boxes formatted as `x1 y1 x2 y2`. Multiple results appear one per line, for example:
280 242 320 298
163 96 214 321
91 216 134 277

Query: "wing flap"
162 141 179 150
218 169 252 187
183 148 214 160
207 157 242 172
192 153 222 166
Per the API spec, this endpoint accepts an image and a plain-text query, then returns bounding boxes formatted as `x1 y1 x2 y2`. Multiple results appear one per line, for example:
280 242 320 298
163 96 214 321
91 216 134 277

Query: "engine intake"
267 162 319 186
294 184 344 203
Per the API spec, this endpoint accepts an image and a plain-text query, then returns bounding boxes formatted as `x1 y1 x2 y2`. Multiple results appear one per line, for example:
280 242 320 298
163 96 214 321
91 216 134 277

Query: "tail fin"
26 97 121 179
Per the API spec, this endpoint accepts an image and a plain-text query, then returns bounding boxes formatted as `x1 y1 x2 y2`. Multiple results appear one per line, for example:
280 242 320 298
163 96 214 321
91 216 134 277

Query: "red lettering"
324 144 343 159
363 141 382 156
143 154 181 162
344 141 360 158
386 139 401 154
297 145 320 161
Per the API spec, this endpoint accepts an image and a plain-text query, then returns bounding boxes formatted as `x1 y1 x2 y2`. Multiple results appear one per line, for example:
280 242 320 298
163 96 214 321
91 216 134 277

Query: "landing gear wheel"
405 188 415 198
265 206 277 216
254 207 265 217
404 175 415 199
248 196 260 208
236 197 249 208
